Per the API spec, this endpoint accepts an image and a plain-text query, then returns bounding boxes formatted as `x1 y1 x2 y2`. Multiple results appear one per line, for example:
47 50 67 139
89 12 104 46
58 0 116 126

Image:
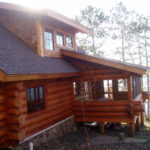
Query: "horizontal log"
73 112 139 118
0 113 6 120
46 81 71 89
73 100 142 106
0 128 6 136
46 91 72 101
6 97 25 108
47 95 72 105
7 107 27 116
0 121 6 128
0 105 6 112
27 100 72 119
25 105 72 127
25 110 72 134
6 82 24 90
73 106 127 112
7 129 26 141
73 105 143 113
74 117 135 123
0 95 5 104
7 114 26 125
6 91 26 99
27 113 72 137
46 84 71 94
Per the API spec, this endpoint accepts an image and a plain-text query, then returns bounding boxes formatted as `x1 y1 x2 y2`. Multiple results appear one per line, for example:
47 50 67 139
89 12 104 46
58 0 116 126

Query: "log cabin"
0 2 150 147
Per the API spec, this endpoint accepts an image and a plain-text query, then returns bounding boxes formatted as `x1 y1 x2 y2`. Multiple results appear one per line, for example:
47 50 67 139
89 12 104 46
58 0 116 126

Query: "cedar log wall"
0 83 6 145
0 79 74 146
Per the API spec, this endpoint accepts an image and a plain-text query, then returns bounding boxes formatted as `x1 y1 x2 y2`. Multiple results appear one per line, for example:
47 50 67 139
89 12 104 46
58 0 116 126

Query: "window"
26 86 45 113
56 32 64 46
66 35 73 48
44 29 54 50
118 79 128 92
73 81 89 101
103 80 113 100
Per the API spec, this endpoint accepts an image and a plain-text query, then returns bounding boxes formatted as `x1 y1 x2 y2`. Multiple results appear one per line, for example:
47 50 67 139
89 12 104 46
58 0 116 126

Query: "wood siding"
0 83 6 145
22 79 74 138
73 100 144 123
0 79 74 146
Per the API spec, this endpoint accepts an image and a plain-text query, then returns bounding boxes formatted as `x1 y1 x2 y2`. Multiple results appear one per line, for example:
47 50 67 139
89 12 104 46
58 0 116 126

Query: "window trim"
56 32 64 46
44 28 54 51
66 34 73 48
26 85 46 114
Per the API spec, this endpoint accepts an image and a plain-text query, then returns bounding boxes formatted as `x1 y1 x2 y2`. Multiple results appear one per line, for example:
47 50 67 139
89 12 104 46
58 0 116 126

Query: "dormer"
0 2 91 57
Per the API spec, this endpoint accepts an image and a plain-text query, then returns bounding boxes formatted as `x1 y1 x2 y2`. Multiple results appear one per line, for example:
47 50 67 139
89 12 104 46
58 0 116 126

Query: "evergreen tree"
75 5 108 56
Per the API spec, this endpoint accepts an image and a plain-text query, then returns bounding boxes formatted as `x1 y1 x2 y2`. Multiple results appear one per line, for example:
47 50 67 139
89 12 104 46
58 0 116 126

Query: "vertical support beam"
136 117 140 131
35 17 44 57
99 122 104 134
88 81 93 100
74 33 77 52
141 112 144 127
129 122 135 137
127 76 132 101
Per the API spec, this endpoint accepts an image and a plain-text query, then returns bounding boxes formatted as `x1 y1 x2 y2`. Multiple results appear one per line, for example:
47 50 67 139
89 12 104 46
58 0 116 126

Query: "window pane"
35 87 39 100
39 86 44 100
66 36 73 47
118 79 128 92
26 86 45 113
56 32 64 46
26 88 31 101
30 88 35 101
45 31 53 50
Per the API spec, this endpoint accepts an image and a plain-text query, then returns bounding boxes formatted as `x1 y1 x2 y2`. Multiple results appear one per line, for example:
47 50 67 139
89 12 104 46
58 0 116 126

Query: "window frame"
26 85 46 114
66 34 73 48
44 28 54 51
117 79 128 92
56 32 64 46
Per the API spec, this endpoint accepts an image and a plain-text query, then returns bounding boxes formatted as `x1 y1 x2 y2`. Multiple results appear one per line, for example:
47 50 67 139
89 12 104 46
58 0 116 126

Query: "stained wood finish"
2 72 80 82
73 100 144 136
61 50 149 75
24 79 74 137
35 17 44 57
0 79 74 146
0 83 6 145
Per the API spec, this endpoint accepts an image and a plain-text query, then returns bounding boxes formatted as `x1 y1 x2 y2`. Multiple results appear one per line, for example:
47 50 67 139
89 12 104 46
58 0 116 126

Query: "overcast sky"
0 0 150 18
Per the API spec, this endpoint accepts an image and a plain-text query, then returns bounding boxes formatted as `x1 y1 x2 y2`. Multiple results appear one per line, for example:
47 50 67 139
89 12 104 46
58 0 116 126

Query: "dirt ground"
5 120 150 150
19 121 150 150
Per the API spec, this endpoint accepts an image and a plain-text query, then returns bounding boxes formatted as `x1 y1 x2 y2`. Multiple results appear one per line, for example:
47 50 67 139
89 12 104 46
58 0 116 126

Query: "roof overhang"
60 49 149 75
0 72 80 82
0 2 91 34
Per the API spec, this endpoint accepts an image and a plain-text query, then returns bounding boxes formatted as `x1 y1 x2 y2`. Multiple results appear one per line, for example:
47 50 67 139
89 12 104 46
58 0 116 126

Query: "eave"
0 72 80 82
60 50 148 75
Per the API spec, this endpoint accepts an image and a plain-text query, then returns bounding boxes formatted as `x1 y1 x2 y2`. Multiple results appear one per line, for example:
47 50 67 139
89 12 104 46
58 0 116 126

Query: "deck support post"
141 112 144 127
129 122 135 137
127 76 132 101
99 122 104 134
136 117 140 131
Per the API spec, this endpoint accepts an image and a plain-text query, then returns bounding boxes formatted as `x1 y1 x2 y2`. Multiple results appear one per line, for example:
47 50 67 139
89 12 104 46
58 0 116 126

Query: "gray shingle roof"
0 25 80 75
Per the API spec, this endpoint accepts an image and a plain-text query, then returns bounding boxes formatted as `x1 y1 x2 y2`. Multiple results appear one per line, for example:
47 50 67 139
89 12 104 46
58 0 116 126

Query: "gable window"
66 35 73 48
56 32 64 46
44 29 54 50
26 86 45 113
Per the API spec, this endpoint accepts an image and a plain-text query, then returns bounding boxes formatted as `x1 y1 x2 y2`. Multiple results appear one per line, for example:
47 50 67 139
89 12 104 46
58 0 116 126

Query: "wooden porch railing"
73 100 144 123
